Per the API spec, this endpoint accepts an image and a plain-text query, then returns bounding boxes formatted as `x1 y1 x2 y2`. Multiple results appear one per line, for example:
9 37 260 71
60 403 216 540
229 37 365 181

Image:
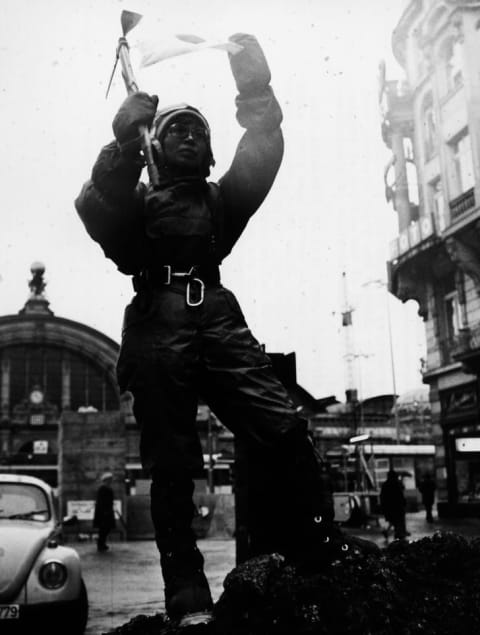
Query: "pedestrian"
418 472 436 523
380 469 408 540
75 33 376 626
93 472 115 552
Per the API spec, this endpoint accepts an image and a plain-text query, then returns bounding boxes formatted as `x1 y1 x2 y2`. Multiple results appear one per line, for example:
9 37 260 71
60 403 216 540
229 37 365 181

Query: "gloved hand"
112 92 159 154
228 33 271 95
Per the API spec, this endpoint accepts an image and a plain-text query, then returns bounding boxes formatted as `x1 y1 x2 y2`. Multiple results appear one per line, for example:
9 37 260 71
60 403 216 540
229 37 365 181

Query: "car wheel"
71 579 89 635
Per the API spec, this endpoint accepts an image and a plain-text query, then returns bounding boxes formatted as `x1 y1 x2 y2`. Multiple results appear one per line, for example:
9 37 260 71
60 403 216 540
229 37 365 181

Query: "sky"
0 0 426 402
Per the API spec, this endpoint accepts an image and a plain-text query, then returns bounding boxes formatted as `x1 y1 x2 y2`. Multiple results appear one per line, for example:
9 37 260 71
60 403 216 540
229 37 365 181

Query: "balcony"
449 188 475 221
452 325 480 372
389 213 438 261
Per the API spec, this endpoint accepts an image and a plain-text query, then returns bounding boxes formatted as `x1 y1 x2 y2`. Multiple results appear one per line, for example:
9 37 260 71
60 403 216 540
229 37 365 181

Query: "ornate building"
0 263 122 483
381 0 480 515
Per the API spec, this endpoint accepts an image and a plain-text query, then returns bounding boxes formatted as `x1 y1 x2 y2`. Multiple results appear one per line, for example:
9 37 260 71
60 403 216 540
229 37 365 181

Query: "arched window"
4 344 120 415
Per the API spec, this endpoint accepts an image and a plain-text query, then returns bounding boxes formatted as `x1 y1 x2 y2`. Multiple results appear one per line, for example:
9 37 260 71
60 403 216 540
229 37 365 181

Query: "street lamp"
349 433 372 493
362 279 400 444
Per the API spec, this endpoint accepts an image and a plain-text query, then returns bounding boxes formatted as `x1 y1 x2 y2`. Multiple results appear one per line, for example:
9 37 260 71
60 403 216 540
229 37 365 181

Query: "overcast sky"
0 0 425 401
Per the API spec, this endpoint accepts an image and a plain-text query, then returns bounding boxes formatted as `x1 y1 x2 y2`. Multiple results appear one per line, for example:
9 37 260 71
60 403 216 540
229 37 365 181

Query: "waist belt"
132 265 220 307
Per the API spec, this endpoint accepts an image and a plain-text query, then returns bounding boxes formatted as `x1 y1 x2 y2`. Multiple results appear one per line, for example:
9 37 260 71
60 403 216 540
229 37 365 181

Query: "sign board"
456 438 480 453
33 440 48 454
67 499 123 521
30 414 45 426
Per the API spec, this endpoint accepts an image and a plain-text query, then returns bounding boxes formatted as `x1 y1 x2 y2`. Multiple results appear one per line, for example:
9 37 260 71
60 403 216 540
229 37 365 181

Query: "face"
161 114 209 173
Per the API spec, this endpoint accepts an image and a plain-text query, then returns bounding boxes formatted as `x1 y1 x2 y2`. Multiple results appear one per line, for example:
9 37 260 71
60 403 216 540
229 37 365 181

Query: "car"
0 473 88 634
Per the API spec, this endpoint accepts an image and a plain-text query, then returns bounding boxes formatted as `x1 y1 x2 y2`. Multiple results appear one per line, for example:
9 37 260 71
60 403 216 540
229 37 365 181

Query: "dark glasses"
165 122 208 141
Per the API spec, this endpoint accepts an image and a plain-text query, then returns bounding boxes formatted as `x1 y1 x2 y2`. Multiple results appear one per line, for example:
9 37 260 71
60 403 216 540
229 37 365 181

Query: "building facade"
0 264 236 535
382 0 480 515
0 265 329 537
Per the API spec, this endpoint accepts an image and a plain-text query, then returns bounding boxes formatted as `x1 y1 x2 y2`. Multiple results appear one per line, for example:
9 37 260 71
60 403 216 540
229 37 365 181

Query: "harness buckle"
163 265 172 285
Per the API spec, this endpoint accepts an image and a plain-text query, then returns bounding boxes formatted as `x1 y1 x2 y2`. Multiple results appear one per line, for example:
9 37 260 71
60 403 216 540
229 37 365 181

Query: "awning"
339 444 435 455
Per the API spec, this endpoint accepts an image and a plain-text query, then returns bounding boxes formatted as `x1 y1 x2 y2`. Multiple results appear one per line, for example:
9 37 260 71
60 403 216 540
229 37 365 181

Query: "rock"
103 532 480 635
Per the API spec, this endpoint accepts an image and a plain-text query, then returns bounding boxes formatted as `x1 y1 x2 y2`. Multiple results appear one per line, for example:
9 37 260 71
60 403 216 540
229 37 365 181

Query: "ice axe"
105 10 160 189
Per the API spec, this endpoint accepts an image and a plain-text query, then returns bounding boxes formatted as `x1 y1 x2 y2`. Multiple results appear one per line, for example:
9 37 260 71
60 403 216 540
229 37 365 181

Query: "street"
76 538 235 635
75 511 480 634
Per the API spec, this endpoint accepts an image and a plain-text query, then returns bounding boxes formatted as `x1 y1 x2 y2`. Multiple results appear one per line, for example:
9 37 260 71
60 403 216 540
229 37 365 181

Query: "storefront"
438 381 480 515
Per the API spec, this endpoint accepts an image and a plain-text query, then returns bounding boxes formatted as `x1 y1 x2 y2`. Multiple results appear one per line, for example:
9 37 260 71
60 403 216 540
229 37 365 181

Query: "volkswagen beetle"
0 473 88 633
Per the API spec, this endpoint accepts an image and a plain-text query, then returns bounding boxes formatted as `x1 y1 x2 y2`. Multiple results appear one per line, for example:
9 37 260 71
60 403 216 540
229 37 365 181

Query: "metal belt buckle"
186 278 205 306
163 265 172 285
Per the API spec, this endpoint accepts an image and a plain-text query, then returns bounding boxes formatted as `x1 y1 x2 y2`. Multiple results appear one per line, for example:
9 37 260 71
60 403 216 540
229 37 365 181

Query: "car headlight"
39 561 68 589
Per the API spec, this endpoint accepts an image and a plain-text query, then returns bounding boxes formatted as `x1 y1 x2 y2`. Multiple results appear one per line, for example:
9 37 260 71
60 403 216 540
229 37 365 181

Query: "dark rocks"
103 532 480 635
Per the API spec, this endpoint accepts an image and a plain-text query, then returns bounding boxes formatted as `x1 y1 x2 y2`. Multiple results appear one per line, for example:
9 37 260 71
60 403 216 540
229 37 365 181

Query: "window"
429 178 446 231
444 290 462 340
422 93 436 160
403 138 420 213
442 37 463 94
450 130 474 196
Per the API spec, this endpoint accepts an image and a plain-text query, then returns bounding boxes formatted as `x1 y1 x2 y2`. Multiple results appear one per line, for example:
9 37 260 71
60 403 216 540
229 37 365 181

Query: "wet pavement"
75 511 480 634
76 538 235 635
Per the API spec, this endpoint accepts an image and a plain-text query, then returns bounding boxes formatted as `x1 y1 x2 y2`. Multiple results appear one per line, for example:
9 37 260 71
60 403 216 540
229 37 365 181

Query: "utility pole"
341 271 358 409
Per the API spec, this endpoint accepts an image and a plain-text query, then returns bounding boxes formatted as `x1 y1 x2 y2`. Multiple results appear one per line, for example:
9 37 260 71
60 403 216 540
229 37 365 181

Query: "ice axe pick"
105 10 160 188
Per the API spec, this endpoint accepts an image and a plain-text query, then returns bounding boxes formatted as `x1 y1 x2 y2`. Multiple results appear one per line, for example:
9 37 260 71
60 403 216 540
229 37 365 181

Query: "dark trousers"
117 283 333 560
97 525 110 549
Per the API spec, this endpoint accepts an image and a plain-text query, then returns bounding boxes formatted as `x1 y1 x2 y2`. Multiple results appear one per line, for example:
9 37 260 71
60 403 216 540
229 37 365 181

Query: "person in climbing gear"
75 33 372 627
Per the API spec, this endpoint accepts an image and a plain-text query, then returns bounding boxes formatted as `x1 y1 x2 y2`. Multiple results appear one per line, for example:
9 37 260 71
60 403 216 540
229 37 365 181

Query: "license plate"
0 604 20 619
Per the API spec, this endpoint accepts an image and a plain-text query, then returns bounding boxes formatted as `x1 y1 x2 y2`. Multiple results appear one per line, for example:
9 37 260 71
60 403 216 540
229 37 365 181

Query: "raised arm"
74 93 158 274
218 34 284 257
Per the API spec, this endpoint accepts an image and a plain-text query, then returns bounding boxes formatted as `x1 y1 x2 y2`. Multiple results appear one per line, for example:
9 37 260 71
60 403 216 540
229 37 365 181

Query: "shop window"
455 457 480 502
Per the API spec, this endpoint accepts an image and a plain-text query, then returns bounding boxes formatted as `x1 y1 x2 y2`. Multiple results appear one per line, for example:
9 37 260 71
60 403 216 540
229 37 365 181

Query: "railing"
452 325 480 357
389 213 437 260
449 187 475 221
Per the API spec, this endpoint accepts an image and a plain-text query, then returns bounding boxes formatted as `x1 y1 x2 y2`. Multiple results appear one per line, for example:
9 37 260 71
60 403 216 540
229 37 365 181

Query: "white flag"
137 34 243 68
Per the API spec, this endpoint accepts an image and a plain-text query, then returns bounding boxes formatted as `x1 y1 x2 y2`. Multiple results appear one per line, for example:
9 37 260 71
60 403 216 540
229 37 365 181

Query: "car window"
0 483 51 521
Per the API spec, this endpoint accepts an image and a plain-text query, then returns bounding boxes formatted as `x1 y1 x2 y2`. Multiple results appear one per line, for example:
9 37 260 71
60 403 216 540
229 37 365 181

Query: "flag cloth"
137 34 243 68
342 310 353 327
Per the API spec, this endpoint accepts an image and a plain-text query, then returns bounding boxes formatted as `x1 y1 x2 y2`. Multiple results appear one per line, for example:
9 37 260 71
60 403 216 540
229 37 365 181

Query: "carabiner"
186 278 205 306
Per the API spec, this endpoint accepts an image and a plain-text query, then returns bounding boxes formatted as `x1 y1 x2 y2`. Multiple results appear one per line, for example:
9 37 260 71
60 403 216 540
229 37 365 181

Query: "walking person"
76 33 376 626
93 472 116 552
380 469 408 540
418 472 436 523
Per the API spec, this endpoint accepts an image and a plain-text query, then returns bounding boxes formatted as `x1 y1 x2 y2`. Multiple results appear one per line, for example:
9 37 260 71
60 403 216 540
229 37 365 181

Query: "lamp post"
349 433 371 496
362 279 400 444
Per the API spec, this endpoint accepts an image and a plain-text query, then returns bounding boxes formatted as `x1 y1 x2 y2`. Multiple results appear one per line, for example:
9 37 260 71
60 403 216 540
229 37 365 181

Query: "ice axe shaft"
113 11 160 188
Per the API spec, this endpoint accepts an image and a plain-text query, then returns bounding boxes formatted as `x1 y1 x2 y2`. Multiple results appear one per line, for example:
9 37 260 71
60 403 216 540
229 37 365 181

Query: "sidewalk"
343 509 480 547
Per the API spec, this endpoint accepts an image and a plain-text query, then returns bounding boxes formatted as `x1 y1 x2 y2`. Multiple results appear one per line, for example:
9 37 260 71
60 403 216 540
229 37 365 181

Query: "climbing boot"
161 547 213 626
